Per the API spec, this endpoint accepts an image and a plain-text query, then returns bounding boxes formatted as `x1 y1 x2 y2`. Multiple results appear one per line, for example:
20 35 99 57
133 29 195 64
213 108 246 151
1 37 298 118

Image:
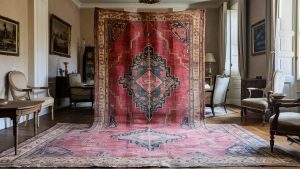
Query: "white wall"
48 0 81 78
0 0 29 129
48 0 81 107
247 0 267 78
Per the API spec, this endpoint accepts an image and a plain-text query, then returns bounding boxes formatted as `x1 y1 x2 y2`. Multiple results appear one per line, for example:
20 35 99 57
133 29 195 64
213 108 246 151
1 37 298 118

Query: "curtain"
266 0 278 83
238 0 247 79
94 8 206 129
219 2 228 74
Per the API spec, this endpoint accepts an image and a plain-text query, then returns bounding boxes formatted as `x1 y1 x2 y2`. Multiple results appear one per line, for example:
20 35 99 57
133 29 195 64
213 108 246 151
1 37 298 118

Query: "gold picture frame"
50 14 71 57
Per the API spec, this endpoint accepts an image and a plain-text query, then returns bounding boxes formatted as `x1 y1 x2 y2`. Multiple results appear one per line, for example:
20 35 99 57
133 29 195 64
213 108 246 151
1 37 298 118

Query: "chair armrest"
28 86 51 97
21 88 33 92
70 86 93 89
246 87 264 98
247 87 264 91
30 86 49 89
275 99 298 103
276 102 300 108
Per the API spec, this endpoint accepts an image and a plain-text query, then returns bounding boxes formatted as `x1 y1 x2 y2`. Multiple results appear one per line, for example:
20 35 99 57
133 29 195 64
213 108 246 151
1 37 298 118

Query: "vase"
63 62 69 76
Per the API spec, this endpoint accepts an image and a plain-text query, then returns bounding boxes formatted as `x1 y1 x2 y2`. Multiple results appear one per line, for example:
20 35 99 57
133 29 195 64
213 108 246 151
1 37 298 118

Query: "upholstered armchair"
241 70 285 124
270 99 300 152
8 71 54 126
68 73 94 108
205 75 230 116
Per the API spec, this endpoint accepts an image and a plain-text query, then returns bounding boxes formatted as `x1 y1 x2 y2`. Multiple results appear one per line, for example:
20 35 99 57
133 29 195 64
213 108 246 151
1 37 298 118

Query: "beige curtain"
219 2 227 74
266 0 278 82
238 0 247 79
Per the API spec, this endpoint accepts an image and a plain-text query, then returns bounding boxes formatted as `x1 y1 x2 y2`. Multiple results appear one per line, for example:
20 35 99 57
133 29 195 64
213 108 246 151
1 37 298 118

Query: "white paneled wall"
276 0 297 99
0 0 49 130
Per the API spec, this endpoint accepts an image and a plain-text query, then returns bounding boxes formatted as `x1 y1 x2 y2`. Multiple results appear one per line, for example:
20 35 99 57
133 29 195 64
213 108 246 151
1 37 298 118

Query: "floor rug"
0 123 299 167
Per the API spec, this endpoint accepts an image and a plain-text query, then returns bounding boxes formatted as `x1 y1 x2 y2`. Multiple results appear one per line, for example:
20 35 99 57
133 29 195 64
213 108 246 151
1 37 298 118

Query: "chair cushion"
241 98 269 111
33 97 54 107
270 112 300 132
69 74 84 87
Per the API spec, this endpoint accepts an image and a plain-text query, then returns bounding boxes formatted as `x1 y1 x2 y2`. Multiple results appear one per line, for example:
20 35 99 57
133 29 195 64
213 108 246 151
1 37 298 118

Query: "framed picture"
50 14 71 57
251 20 266 55
0 15 19 56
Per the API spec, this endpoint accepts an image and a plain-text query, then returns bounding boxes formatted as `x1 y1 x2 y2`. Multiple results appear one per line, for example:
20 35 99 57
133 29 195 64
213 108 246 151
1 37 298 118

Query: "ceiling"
73 0 224 9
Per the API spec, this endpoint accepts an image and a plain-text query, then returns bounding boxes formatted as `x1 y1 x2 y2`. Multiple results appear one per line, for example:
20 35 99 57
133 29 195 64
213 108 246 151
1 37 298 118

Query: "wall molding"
71 0 222 9
72 0 82 8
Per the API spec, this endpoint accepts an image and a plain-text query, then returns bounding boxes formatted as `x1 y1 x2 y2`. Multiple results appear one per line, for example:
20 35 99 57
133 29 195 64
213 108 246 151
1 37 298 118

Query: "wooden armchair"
241 70 285 124
270 99 300 152
68 73 94 108
8 71 54 126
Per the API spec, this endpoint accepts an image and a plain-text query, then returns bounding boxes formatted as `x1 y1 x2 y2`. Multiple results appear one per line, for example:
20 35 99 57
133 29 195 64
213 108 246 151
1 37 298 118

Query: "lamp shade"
205 53 216 63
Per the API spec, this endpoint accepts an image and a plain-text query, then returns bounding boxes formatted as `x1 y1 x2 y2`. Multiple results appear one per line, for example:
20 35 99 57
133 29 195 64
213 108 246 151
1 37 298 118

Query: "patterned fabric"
269 112 300 132
119 45 180 121
0 123 299 167
241 98 269 111
94 8 206 128
111 128 186 150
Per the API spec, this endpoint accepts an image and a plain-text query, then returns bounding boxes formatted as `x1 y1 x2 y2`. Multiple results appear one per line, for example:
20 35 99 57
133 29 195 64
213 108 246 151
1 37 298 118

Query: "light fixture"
205 53 216 76
139 0 160 4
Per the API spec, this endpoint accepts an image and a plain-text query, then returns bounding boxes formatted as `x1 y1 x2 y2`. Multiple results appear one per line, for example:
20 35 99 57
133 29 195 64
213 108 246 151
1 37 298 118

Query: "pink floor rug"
0 123 299 167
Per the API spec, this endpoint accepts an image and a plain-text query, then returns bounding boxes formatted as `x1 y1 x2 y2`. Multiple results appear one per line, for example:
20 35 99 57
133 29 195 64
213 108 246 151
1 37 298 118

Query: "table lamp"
205 53 216 76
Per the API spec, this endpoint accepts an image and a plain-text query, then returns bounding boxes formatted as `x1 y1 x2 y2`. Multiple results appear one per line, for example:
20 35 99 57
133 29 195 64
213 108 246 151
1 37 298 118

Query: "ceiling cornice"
72 0 82 8
72 0 222 9
79 3 190 9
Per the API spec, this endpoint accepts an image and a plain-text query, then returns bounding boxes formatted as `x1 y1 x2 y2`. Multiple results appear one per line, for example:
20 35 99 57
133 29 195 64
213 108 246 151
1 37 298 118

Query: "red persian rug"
93 8 206 129
0 123 299 167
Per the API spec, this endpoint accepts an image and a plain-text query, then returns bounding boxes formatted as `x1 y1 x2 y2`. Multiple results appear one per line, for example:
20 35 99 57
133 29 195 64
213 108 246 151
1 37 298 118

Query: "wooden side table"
0 101 43 155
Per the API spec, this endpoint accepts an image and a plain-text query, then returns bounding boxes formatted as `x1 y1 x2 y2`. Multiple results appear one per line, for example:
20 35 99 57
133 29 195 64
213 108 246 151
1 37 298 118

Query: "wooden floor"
0 106 299 169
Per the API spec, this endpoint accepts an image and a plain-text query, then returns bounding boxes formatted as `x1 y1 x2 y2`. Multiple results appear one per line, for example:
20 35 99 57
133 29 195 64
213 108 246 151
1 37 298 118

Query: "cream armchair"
241 70 285 124
8 71 54 126
68 73 94 108
205 75 230 116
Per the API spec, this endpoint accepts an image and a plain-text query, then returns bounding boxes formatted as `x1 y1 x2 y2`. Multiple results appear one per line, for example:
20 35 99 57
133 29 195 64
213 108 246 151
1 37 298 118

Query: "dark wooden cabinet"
82 46 94 84
241 78 266 100
55 76 69 105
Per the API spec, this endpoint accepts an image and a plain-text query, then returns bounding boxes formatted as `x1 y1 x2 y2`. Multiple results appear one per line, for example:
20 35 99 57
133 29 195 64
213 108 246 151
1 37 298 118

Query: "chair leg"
224 105 227 114
24 115 29 126
241 108 244 122
262 112 266 126
270 131 275 152
51 106 54 120
69 100 72 109
4 119 8 129
211 106 215 116
37 114 40 128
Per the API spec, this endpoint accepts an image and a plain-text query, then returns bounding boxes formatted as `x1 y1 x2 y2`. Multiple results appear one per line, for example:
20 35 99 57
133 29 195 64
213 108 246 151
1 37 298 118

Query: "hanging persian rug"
94 8 206 128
